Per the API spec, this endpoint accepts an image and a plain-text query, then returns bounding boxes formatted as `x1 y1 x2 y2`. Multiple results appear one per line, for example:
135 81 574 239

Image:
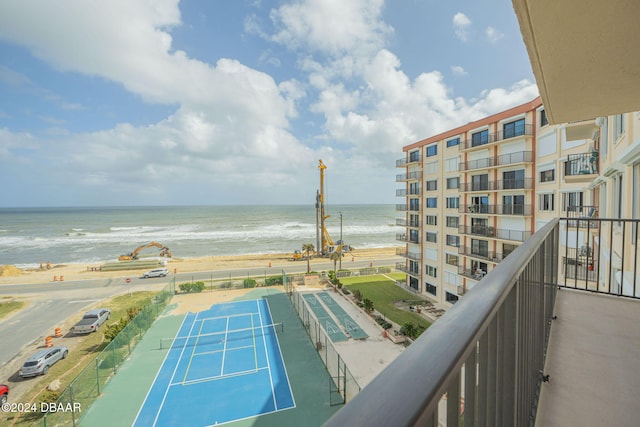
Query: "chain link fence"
38 282 175 427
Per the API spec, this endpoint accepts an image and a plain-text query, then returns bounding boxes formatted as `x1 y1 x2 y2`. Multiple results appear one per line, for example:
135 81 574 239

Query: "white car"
20 346 68 377
142 268 169 278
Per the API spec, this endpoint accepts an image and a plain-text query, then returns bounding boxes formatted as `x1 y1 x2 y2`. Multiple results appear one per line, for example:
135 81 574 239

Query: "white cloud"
486 26 504 43
453 12 472 42
451 65 468 76
268 0 392 57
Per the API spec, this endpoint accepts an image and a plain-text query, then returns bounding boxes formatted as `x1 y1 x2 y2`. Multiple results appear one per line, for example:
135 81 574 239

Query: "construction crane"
316 159 351 256
118 242 172 261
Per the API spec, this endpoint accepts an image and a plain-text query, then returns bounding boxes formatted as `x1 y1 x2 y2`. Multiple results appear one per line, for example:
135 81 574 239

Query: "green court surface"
80 288 342 427
317 292 368 340
302 293 349 342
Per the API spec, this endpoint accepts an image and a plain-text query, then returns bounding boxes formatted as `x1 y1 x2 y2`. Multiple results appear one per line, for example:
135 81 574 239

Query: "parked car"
71 308 111 334
0 384 8 405
142 268 169 278
20 346 68 378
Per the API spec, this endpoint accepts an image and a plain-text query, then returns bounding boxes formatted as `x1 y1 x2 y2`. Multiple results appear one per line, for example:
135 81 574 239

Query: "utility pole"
339 212 343 271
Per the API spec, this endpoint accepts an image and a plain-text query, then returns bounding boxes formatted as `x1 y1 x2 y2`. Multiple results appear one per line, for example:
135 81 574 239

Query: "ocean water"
0 205 398 268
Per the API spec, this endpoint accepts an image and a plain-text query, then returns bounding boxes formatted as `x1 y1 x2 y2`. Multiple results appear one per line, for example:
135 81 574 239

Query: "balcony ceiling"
513 0 640 124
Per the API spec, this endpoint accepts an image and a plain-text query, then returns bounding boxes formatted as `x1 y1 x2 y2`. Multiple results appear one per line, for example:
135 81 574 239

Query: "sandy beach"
0 247 399 285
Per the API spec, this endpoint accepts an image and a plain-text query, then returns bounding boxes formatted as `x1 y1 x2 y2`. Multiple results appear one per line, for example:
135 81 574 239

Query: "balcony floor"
536 289 640 427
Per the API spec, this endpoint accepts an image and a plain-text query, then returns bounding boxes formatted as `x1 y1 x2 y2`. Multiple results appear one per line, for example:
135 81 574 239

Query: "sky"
0 0 539 207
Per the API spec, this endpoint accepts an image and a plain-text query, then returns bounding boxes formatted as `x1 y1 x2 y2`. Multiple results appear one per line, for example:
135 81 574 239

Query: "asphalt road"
0 257 400 367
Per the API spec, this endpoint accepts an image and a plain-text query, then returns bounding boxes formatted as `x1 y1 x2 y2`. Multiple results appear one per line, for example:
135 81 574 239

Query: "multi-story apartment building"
396 98 639 306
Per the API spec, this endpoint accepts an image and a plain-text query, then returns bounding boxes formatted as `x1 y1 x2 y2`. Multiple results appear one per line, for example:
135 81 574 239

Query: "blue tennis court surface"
133 299 295 427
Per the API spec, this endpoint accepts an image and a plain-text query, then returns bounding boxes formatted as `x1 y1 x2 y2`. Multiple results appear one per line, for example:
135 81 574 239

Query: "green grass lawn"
0 298 26 321
341 275 431 331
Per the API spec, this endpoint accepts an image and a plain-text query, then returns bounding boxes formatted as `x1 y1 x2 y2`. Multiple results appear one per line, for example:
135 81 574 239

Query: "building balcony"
458 246 502 263
396 262 420 277
459 124 534 150
396 171 422 182
460 204 533 216
563 151 599 183
457 225 530 242
565 118 597 141
458 151 533 172
396 247 421 261
395 204 407 212
323 216 640 427
396 233 419 244
396 154 421 167
460 178 533 192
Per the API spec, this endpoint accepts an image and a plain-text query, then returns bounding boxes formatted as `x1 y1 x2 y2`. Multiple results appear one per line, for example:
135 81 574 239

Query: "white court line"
193 343 255 358
171 366 268 387
257 299 278 411
151 312 200 427
219 316 230 376
131 313 190 427
197 311 258 323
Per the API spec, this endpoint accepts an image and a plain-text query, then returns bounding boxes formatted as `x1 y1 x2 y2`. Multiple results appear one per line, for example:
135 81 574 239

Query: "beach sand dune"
0 247 399 285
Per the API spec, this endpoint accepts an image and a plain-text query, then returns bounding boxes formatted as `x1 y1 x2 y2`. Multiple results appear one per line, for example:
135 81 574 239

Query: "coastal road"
0 256 400 367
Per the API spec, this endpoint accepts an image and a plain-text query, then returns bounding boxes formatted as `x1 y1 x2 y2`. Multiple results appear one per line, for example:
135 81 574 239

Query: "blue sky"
0 0 538 207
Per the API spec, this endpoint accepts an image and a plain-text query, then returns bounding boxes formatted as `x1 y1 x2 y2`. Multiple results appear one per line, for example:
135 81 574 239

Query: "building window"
409 260 420 275
446 216 459 228
425 283 437 296
562 191 584 212
446 177 460 189
446 253 459 266
425 232 437 243
503 118 526 139
425 265 437 278
425 161 438 174
613 114 625 141
503 244 517 259
446 292 459 303
445 157 459 172
471 174 489 191
471 239 489 257
409 229 419 243
409 277 419 291
409 214 420 227
539 193 555 211
409 182 420 195
426 198 437 208
503 169 525 189
613 174 623 220
409 198 420 211
446 235 460 247
471 129 489 147
446 197 459 209
425 215 437 226
447 137 460 147
540 169 555 183
426 144 438 157
409 151 420 162
425 180 438 191
540 109 548 127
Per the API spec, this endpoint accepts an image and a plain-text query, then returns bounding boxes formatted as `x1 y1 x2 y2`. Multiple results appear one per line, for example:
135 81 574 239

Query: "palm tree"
302 243 314 273
330 251 341 274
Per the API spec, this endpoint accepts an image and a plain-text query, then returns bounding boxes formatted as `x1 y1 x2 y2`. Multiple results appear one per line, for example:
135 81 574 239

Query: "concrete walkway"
536 289 640 427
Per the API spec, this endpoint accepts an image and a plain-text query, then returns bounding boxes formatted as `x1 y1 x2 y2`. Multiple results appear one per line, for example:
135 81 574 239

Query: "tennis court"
133 299 295 427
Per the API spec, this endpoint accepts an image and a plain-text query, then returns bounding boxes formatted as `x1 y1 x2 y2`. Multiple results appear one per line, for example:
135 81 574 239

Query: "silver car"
142 268 169 278
20 346 68 377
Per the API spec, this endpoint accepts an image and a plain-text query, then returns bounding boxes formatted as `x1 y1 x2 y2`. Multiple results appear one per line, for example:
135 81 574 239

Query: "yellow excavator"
118 242 172 261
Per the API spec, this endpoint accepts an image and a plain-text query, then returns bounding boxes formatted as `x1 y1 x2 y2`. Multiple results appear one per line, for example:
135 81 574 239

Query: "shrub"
353 289 363 302
341 288 350 295
265 276 283 286
374 315 392 329
178 281 205 293
243 278 257 288
400 322 426 339
363 298 374 314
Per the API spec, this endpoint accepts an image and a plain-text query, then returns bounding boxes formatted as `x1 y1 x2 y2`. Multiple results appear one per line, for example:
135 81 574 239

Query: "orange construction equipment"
54 327 62 338
45 336 53 347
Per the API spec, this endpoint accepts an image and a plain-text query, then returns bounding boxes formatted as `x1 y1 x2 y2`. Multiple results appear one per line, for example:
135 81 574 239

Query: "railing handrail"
323 218 560 427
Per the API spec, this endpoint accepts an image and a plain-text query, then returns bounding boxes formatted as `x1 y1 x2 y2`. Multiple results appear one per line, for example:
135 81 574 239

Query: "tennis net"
159 322 284 350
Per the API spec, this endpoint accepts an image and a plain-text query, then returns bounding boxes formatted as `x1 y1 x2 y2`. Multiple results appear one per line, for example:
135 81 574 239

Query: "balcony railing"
460 204 532 216
564 151 599 177
396 171 422 181
396 262 420 276
459 178 533 192
395 204 407 212
458 151 533 172
458 246 502 263
323 219 559 427
396 247 421 261
459 124 534 150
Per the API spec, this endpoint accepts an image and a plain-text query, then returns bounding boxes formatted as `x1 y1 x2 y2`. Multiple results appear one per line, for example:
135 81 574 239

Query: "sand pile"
0 265 24 277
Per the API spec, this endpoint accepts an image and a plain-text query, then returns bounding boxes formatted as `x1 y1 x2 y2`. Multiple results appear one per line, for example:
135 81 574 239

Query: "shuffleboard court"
133 299 295 427
302 293 349 342
317 292 368 340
